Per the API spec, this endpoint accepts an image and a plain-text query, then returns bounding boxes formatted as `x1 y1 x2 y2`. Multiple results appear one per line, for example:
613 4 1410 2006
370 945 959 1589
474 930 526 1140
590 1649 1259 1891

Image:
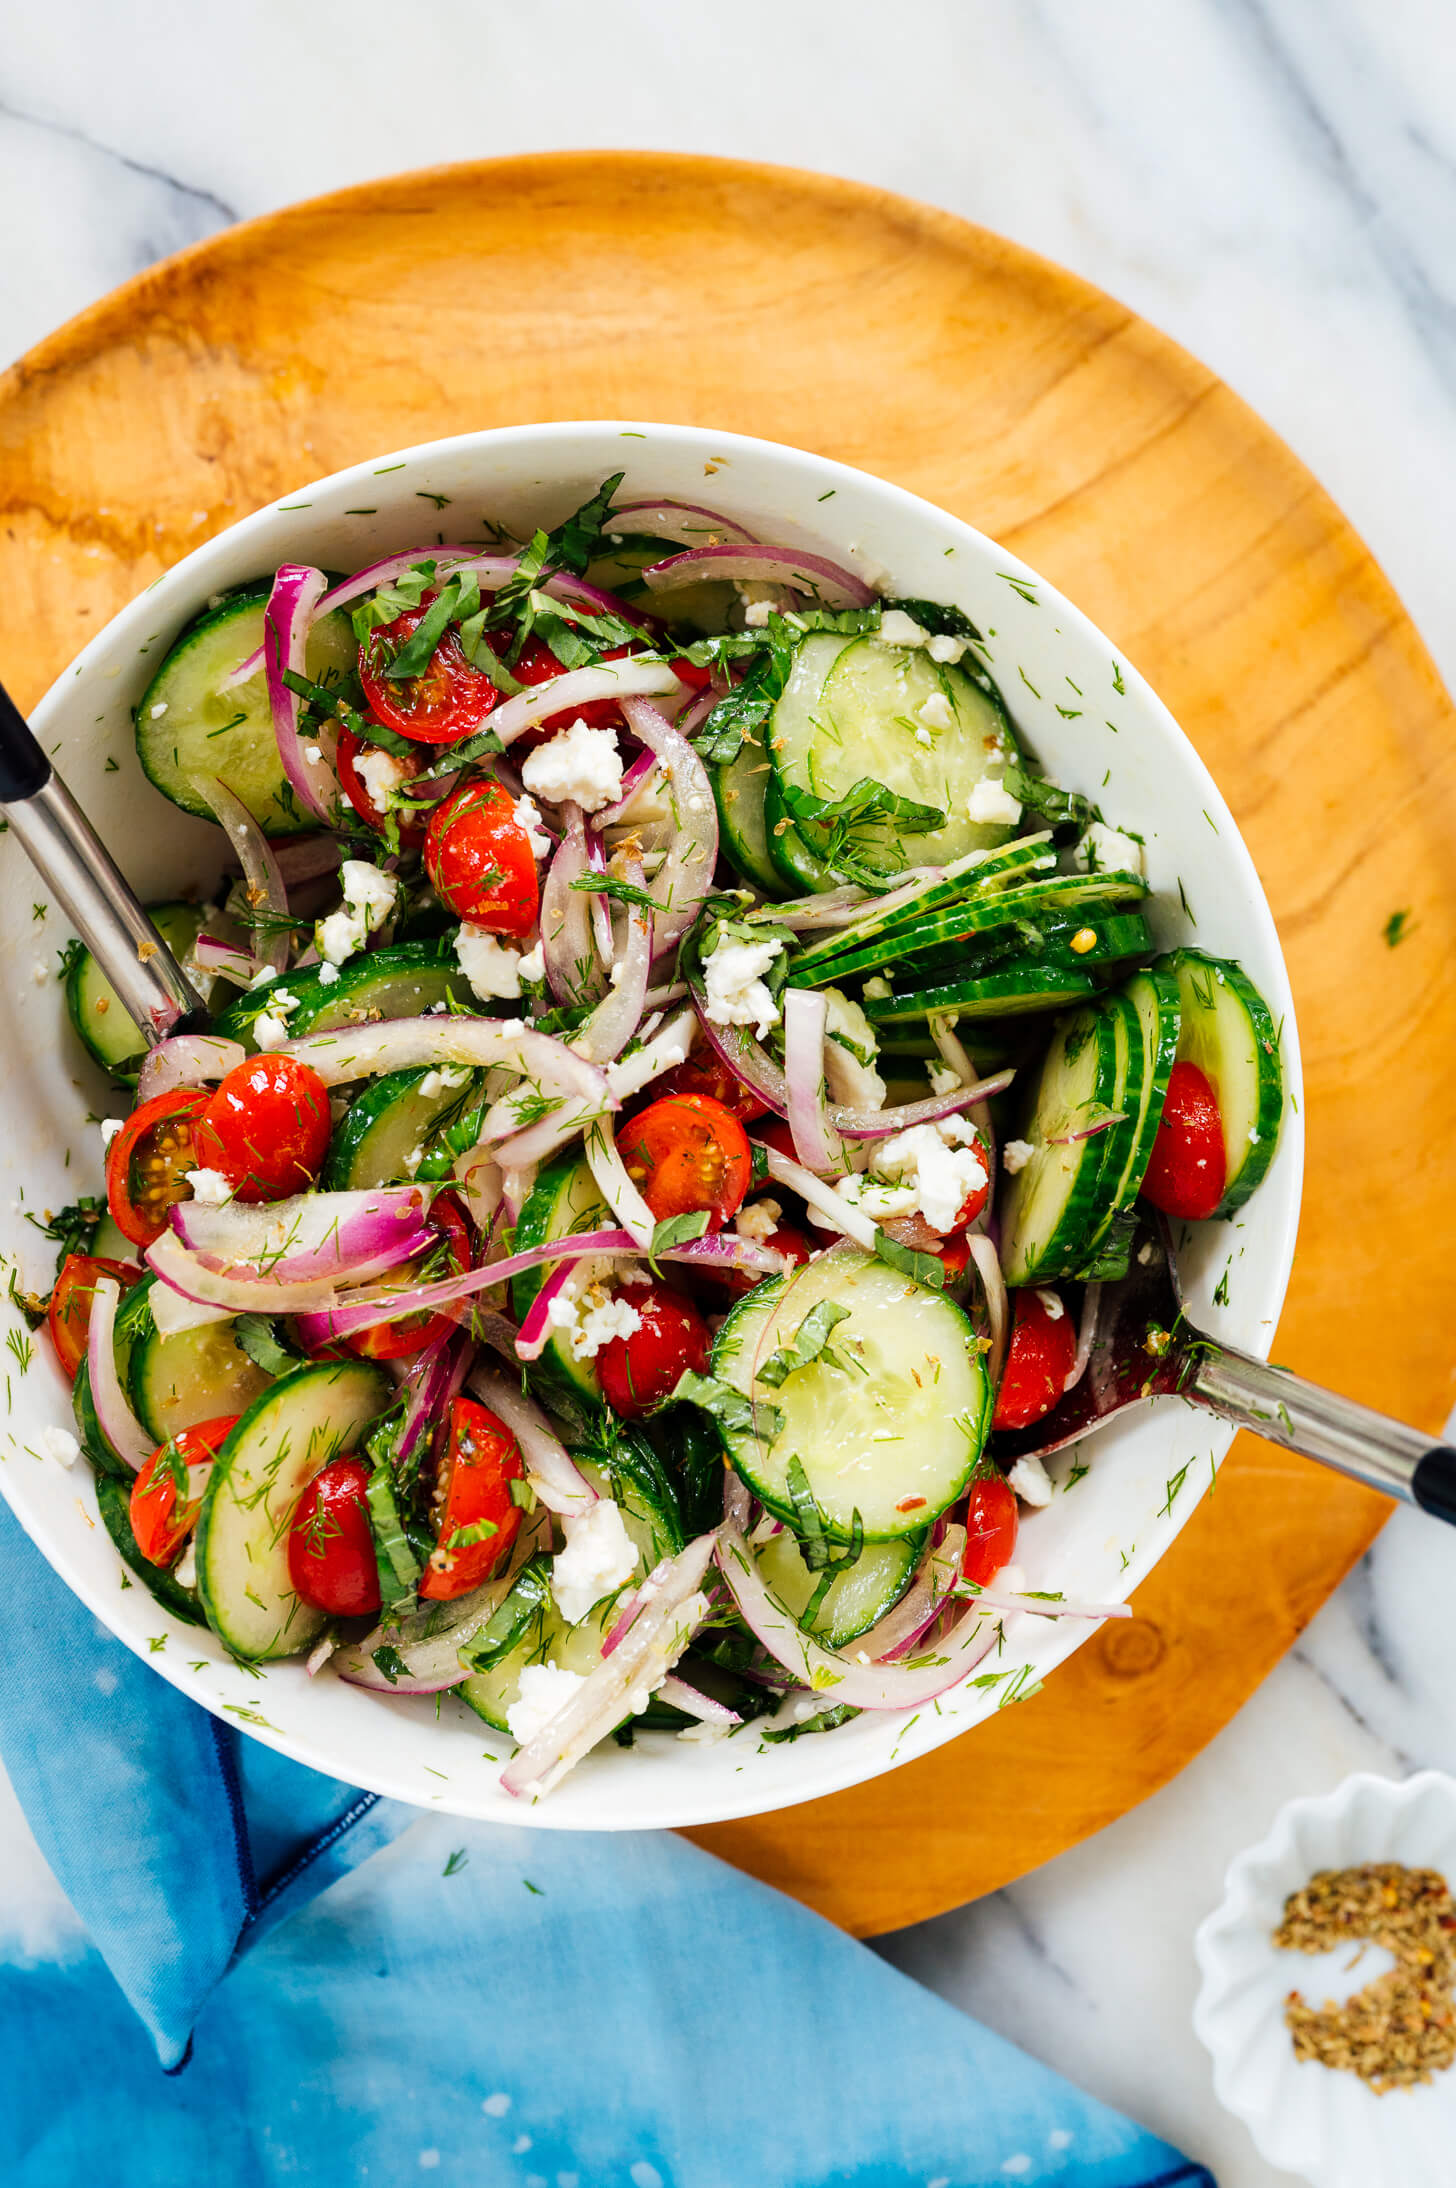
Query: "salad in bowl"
3 425 1299 1825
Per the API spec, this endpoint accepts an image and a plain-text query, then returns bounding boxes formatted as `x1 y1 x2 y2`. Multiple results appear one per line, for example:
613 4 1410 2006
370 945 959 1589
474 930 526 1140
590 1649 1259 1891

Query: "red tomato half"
617 1093 752 1233
749 1116 798 1165
359 593 500 745
961 1475 1020 1588
420 1397 525 1602
287 1455 382 1618
653 1046 768 1124
192 1056 332 1204
596 1283 711 1419
1139 1060 1227 1222
424 781 540 938
47 1253 138 1381
106 1089 211 1248
346 1190 474 1362
720 1216 812 1299
130 1415 239 1568
336 725 428 845
993 1288 1078 1432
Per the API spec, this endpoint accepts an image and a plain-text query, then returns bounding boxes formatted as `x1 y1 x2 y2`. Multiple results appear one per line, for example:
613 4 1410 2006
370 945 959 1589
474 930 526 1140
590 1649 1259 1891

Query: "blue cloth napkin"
0 1502 1211 2188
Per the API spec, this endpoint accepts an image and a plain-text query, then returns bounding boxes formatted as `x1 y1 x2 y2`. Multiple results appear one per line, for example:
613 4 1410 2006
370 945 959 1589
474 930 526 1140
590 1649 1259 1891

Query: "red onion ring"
963 1584 1131 1623
512 1261 578 1363
783 988 837 1171
1064 1282 1102 1395
609 498 755 545
656 1675 741 1726
191 935 262 987
490 659 684 747
191 775 290 977
584 831 615 970
619 698 719 964
538 809 606 1008
282 1014 611 1104
1047 1114 1127 1148
590 750 659 831
485 1006 697 1177
396 1331 472 1469
86 1278 153 1471
759 1148 877 1246
137 1033 245 1104
966 1234 1009 1386
467 1364 597 1517
855 1526 966 1662
643 542 875 609
582 1119 654 1249
170 1185 431 1284
260 564 339 823
574 860 653 1068
146 1228 427 1318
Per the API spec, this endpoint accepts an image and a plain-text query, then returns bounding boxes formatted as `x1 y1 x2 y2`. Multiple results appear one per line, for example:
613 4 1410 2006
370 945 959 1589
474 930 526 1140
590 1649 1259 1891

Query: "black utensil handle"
1413 1446 1456 1524
0 679 52 801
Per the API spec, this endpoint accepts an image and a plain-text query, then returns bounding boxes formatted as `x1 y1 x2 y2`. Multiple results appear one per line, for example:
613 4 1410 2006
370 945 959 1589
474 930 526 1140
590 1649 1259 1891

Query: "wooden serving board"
4 153 1453 1937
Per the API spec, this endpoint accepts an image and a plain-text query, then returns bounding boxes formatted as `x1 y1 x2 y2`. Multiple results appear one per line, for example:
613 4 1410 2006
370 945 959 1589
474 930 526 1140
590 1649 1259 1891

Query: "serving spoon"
992 1209 1456 1525
0 674 205 1045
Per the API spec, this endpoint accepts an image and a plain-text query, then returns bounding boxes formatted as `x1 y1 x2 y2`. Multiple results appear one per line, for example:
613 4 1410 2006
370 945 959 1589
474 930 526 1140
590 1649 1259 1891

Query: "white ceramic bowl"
0 421 1303 1828
1194 1771 1456 2186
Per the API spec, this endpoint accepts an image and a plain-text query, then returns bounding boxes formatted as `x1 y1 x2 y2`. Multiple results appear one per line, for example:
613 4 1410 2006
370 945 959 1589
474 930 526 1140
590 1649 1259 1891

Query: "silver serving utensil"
992 1209 1456 1524
0 674 204 1046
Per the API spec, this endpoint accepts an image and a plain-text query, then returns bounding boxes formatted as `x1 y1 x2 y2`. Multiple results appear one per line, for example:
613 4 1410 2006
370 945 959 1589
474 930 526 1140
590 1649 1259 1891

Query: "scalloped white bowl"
1194 1771 1456 2186
0 420 1303 1828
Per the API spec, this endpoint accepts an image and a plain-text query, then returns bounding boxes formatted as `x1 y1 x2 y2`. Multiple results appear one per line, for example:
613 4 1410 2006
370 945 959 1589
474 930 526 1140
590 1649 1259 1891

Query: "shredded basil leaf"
757 1301 851 1390
874 1228 946 1291
232 1315 297 1377
669 1369 784 1443
1002 763 1101 834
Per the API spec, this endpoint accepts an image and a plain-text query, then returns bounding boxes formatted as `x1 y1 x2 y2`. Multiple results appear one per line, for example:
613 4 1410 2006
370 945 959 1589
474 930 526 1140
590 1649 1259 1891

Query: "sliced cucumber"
997 1001 1124 1285
511 1155 616 1408
96 1472 206 1626
1069 990 1145 1266
196 1358 391 1660
1082 964 1180 1258
212 939 474 1054
711 1248 990 1540
135 590 357 838
126 1285 273 1444
888 909 1153 984
1161 950 1283 1216
712 722 783 895
791 835 1056 975
577 1433 685 1570
798 870 1148 987
763 775 838 893
323 1064 480 1190
754 1527 922 1647
458 1592 615 1735
91 1212 136 1262
862 962 1101 1026
65 903 208 1078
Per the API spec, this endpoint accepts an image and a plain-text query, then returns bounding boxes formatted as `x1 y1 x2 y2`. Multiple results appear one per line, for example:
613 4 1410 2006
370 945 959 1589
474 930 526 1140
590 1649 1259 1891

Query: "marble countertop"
4 3 1454 2179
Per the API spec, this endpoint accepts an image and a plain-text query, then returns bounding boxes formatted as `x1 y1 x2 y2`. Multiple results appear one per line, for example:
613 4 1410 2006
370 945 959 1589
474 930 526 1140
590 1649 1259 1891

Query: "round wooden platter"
4 153 1454 1937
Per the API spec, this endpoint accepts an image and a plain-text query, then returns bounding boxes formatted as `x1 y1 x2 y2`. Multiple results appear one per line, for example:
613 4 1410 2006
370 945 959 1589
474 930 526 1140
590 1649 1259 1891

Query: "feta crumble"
702 934 785 1042
354 747 409 811
37 1426 79 1470
253 1012 289 1051
1002 1138 1035 1174
1073 822 1144 877
550 1499 641 1626
967 778 1022 827
316 860 399 965
869 1118 988 1233
877 608 929 648
455 924 524 1002
1007 1454 1054 1508
513 793 553 861
821 987 886 1110
862 975 892 1001
99 1117 125 1151
149 701 168 719
418 1067 470 1099
505 1662 587 1746
927 1062 963 1097
517 940 546 984
519 717 624 813
1034 1288 1065 1322
734 1197 783 1246
185 1167 234 1205
571 1295 642 1360
317 962 339 986
926 632 968 664
742 598 774 628
916 691 955 732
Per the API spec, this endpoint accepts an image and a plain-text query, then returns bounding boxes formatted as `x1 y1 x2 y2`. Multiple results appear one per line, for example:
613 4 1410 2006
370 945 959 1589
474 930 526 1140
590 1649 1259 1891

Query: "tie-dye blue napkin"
0 1503 1211 2188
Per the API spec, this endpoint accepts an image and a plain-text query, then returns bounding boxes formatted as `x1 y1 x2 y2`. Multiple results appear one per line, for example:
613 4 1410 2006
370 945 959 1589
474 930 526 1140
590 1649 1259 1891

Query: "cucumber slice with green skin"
711 1249 991 1541
95 1473 206 1626
73 1357 126 1477
1067 990 1147 1266
577 1437 685 1570
997 1002 1125 1285
125 1283 273 1444
795 871 1148 987
862 962 1101 1026
134 589 357 838
791 835 1056 974
769 632 1021 884
65 903 209 1078
753 1526 922 1647
91 1212 136 1262
1081 965 1181 1257
511 1155 614 1408
196 1358 392 1660
322 1064 480 1191
212 940 474 1053
1160 950 1283 1216
712 723 783 895
457 1594 616 1735
458 1558 553 1677
807 909 1154 995
763 775 838 893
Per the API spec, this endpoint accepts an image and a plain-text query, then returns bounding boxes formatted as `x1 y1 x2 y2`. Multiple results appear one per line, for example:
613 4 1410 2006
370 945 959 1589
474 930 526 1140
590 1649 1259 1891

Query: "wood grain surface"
4 152 1453 1936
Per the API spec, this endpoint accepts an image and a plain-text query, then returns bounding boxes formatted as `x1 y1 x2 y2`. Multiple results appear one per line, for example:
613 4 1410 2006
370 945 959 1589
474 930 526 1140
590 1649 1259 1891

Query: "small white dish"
1193 1770 1456 2187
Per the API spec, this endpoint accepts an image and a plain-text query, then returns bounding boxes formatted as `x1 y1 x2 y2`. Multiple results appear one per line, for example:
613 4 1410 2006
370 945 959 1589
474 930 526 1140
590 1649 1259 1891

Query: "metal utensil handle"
5 775 204 1042
1190 1340 1456 1523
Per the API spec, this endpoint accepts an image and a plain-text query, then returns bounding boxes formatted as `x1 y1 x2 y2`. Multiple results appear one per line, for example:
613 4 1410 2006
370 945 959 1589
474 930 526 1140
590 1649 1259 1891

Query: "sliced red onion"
833 1068 1015 1143
137 1033 245 1104
723 1468 753 1530
643 542 875 609
269 833 344 887
283 1014 610 1105
602 1006 696 1101
1047 1112 1127 1148
191 775 290 977
609 498 755 545
260 564 338 824
759 1148 878 1249
583 1119 654 1250
148 1282 235 1338
961 1584 1131 1623
574 865 652 1068
146 1229 411 1318
642 981 688 1011
396 1332 471 1468
452 1147 503 1234
489 659 684 748
589 750 660 830
673 684 720 743
656 1675 741 1726
619 698 718 964
222 548 515 686
967 1233 1009 1386
584 832 615 969
1064 1282 1102 1395
485 1006 696 1176
783 988 838 1171
190 935 262 986
501 1532 719 1798
485 1093 608 1176
170 1185 431 1284
692 997 791 1118
856 1526 966 1662
467 1363 596 1517
716 1521 1002 1711
538 809 606 1008
513 1261 577 1364
87 1278 153 1471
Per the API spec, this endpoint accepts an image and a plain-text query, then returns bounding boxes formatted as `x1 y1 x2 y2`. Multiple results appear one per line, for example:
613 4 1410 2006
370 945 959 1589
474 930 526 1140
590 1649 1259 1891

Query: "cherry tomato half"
1139 1060 1227 1222
106 1089 211 1249
993 1288 1078 1433
359 592 501 744
424 780 540 938
617 1093 753 1234
961 1475 1020 1588
46 1253 139 1381
336 724 428 845
596 1282 711 1420
346 1190 474 1362
654 1046 769 1124
287 1455 382 1617
192 1055 333 1204
130 1415 239 1568
749 1115 798 1165
420 1396 525 1602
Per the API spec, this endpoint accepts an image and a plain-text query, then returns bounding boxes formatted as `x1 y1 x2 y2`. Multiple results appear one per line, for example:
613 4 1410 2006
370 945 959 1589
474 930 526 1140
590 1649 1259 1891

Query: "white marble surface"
4 4 1456 2181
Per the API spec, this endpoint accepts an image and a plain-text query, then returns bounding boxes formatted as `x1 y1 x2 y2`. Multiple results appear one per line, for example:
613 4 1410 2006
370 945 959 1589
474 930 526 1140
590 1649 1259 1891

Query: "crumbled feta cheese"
173 1538 198 1589
967 778 1023 827
862 975 892 1001
253 1012 289 1051
821 987 886 1110
402 1145 424 1177
914 727 934 748
354 747 409 811
928 1062 962 1097
568 1294 642 1361
455 924 524 1001
419 1066 470 1099
1007 1454 1054 1508
513 793 553 861
743 598 774 628
734 1197 783 1246
1073 822 1144 877
149 701 168 719
926 632 967 664
1002 1138 1035 1174
31 961 48 986
304 744 323 765
703 935 784 1041
99 1117 125 1151
316 860 399 966
677 1718 731 1745
1034 1288 1065 1322
517 940 546 984
545 1292 581 1333
505 1661 588 1746
37 1426 79 1470
317 961 339 986
870 1119 988 1233
877 608 929 648
833 1171 919 1223
185 1167 233 1205
519 717 624 813
550 1499 641 1625
916 691 955 732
